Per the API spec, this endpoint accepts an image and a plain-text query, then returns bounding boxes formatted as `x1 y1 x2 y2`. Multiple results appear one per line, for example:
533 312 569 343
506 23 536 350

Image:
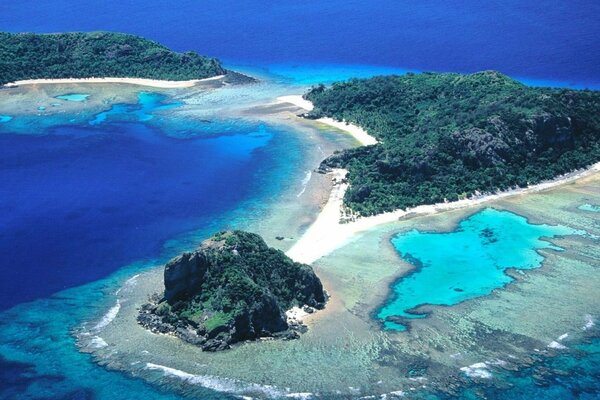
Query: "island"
0 31 226 85
305 71 600 215
137 231 326 351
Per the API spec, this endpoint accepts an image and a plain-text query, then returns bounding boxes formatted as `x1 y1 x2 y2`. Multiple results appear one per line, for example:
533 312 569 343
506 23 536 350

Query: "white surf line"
460 362 493 379
276 95 378 146
93 300 121 331
144 363 313 399
296 170 312 197
4 75 226 89
92 273 141 332
583 314 595 330
286 161 600 265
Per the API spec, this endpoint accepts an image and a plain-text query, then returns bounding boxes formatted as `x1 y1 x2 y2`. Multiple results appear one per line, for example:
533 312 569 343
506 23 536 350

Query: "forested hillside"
306 71 600 215
0 31 225 85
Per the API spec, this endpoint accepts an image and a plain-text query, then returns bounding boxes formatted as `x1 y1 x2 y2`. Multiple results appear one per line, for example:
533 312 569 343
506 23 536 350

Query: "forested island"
305 71 600 215
0 31 225 85
138 231 326 351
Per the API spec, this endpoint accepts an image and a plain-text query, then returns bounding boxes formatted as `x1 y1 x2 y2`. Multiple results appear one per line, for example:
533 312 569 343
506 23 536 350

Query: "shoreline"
277 95 379 146
280 94 600 265
286 153 600 265
3 75 226 89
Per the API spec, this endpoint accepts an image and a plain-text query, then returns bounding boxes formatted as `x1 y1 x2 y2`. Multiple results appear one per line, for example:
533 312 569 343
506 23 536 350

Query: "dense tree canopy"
0 31 225 85
143 231 325 345
305 71 600 215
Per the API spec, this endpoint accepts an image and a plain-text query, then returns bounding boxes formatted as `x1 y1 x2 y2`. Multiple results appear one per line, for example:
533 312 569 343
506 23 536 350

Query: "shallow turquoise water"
378 208 585 331
235 63 416 85
90 92 182 125
0 115 12 123
56 93 90 102
579 203 600 213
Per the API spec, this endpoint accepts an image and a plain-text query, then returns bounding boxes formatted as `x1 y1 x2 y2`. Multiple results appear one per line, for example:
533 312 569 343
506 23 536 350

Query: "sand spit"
4 75 226 89
276 95 378 146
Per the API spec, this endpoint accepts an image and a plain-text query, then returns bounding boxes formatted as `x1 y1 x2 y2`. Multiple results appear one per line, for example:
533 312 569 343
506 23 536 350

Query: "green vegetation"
0 31 225 85
165 231 325 316
139 231 325 350
305 71 600 215
203 312 233 332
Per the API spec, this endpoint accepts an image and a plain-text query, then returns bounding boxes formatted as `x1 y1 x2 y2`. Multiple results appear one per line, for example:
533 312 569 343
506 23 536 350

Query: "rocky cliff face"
531 115 575 148
138 231 326 351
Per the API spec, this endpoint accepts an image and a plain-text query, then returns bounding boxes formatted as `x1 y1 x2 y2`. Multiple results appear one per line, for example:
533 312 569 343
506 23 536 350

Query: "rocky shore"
137 231 326 351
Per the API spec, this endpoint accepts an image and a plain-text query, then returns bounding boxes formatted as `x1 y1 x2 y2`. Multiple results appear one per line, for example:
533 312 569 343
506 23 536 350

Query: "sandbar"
4 75 226 89
277 95 379 146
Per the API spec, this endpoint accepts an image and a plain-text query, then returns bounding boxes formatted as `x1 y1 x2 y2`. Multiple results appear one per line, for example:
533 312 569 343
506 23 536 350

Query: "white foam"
144 363 288 398
548 341 567 350
460 362 492 379
583 314 595 331
558 333 569 341
296 171 312 198
93 300 121 331
489 359 507 367
115 273 140 295
285 393 313 399
388 390 406 397
89 336 108 348
91 273 140 332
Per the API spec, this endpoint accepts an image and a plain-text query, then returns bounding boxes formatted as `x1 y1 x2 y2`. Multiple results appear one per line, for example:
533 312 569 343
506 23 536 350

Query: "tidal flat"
79 145 600 398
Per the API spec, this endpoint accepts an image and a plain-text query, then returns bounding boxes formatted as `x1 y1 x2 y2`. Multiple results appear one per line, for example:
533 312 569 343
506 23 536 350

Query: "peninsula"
305 71 600 215
0 31 225 86
138 231 326 351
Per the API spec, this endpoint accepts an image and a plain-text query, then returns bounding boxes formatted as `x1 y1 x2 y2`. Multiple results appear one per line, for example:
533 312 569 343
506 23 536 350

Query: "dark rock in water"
223 70 258 85
275 236 285 241
138 230 326 351
303 305 315 314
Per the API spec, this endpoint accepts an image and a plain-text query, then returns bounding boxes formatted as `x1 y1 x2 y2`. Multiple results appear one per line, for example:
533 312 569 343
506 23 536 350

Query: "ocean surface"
1 0 600 88
0 92 288 310
1 1 600 399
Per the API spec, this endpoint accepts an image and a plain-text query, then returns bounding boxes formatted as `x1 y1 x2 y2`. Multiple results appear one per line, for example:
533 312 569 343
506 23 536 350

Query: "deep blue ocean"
1 0 600 87
1 1 599 399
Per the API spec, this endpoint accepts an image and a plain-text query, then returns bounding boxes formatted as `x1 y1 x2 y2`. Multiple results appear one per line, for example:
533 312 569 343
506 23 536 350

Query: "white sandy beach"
284 101 600 264
277 95 379 146
4 75 225 89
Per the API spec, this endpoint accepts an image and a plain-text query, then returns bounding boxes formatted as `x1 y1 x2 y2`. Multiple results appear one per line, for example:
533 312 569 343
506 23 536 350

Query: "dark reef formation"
0 31 226 85
306 71 600 215
138 231 326 351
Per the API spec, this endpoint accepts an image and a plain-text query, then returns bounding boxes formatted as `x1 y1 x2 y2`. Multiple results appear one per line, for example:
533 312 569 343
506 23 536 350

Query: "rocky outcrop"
138 231 326 351
530 115 575 148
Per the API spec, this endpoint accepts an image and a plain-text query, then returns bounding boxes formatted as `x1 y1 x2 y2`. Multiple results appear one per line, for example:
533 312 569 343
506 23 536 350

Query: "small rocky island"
138 231 326 351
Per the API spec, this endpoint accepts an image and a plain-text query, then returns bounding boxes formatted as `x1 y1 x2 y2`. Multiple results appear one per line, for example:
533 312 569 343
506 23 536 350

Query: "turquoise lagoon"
90 91 182 125
56 93 90 102
378 208 586 331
